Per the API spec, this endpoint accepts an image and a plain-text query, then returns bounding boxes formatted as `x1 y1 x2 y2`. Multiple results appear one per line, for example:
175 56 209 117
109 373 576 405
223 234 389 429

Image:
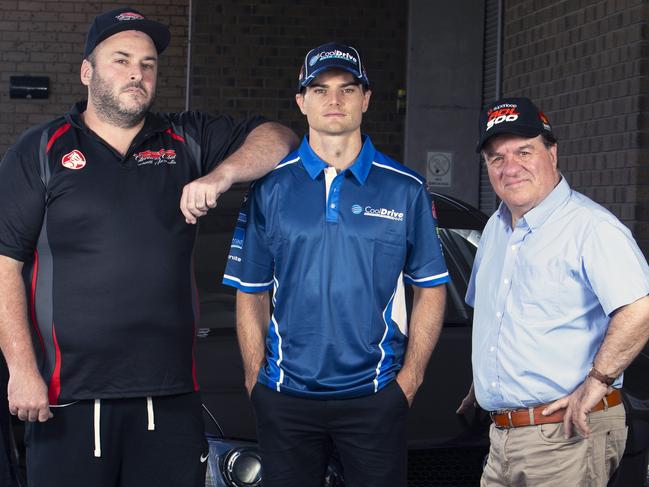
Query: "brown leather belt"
490 389 622 429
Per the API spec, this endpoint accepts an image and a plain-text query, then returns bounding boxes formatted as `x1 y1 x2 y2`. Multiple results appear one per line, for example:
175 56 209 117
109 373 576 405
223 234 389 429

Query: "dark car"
7 185 649 487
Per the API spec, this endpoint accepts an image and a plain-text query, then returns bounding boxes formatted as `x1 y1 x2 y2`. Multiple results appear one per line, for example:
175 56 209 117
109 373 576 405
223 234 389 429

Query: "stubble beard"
89 71 154 128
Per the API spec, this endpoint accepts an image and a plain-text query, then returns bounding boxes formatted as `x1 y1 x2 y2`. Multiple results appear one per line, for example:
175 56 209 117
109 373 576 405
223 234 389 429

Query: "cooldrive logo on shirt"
134 149 177 166
353 204 404 222
486 103 520 131
61 150 86 170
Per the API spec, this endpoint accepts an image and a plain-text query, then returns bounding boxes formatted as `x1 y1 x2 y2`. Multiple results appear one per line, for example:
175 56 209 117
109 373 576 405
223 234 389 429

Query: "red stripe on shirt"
48 323 62 405
29 250 45 351
165 128 185 143
46 123 71 154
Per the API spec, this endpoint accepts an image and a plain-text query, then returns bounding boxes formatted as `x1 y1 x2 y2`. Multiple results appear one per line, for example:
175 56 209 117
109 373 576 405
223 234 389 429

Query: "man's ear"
80 59 93 87
362 89 372 114
295 92 307 116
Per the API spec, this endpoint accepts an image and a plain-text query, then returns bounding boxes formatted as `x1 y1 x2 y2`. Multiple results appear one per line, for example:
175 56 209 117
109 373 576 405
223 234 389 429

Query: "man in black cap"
224 42 448 487
457 97 649 485
0 6 297 487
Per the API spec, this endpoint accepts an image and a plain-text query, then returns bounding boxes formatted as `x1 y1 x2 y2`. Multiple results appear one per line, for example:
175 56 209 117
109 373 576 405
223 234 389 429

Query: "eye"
489 156 504 168
115 59 128 65
343 87 355 94
142 63 155 71
313 88 326 95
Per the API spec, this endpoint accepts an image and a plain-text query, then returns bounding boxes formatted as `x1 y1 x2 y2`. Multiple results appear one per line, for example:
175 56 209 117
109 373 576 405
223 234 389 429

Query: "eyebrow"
111 50 157 62
309 81 358 89
485 143 535 157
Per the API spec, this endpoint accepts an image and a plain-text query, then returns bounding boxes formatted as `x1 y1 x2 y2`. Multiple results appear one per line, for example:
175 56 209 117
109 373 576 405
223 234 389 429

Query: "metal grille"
479 0 502 215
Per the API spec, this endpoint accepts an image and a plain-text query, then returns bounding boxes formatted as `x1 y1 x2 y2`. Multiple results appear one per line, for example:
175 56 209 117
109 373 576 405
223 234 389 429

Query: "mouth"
324 112 345 118
122 86 146 96
503 179 529 189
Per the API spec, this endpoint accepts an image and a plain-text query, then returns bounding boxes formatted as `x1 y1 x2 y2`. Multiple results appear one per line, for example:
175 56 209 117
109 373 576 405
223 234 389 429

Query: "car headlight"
223 448 262 486
205 435 344 487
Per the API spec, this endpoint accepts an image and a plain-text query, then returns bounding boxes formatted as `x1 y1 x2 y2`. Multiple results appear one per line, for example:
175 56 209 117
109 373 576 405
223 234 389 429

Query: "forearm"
0 255 39 374
592 294 649 378
215 122 299 186
236 290 270 388
399 284 446 388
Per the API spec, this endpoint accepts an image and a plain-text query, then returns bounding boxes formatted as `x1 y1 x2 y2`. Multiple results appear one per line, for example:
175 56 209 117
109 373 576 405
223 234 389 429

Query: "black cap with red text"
476 97 556 152
298 42 370 92
84 7 170 58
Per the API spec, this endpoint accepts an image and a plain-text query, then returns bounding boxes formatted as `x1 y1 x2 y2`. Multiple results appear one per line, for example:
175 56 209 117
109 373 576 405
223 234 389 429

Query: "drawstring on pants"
93 399 101 457
91 397 155 458
147 396 155 431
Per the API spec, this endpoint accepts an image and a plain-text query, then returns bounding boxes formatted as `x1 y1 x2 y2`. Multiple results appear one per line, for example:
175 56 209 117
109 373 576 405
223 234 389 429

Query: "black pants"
26 393 208 487
251 381 409 487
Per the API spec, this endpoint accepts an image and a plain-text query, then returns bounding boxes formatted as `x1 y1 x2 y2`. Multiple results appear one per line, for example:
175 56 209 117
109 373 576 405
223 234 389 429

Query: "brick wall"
0 0 188 154
502 0 649 254
189 0 408 160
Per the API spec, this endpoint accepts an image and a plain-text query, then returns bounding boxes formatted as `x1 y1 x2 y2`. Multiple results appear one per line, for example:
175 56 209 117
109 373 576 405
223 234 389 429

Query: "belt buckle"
492 409 515 429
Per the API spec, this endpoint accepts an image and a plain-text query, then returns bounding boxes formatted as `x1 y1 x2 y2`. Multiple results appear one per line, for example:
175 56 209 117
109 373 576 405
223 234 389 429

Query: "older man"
0 6 297 487
458 97 649 486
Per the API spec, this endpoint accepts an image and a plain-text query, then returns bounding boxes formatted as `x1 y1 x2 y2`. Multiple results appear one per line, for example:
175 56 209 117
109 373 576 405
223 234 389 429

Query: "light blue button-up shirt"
467 177 649 411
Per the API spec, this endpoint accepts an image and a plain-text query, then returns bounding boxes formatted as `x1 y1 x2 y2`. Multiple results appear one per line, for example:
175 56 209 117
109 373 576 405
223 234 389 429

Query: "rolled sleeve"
582 219 649 315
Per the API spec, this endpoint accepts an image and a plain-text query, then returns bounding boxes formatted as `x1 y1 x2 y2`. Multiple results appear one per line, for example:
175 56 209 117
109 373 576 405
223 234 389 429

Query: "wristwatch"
587 365 616 386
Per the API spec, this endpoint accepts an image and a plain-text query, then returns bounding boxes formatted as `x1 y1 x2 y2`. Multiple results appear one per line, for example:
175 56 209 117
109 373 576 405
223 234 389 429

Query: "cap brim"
93 20 170 56
300 63 367 88
476 124 542 153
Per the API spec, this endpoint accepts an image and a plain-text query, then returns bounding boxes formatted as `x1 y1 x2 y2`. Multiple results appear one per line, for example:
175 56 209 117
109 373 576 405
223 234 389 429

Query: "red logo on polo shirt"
61 150 86 170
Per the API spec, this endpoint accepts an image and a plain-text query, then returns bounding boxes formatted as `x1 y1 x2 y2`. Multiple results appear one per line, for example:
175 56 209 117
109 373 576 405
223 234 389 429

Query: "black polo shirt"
0 102 264 403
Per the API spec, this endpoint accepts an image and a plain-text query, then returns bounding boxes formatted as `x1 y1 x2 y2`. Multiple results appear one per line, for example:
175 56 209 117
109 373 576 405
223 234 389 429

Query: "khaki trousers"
481 403 627 487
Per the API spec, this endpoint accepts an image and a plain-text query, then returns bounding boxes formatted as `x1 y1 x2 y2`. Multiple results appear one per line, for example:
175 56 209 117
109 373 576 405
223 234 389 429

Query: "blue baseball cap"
298 42 370 91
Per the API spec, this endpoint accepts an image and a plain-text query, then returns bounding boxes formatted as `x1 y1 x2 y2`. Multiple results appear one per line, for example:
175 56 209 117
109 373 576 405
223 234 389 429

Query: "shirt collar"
66 101 170 134
298 135 376 184
496 176 571 231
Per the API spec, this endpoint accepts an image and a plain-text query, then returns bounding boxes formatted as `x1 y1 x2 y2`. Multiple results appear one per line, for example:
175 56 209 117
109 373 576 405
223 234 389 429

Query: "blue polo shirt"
223 136 449 399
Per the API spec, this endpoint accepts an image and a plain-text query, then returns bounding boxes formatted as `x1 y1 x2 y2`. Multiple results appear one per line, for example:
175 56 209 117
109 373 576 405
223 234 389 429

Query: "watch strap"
587 366 616 386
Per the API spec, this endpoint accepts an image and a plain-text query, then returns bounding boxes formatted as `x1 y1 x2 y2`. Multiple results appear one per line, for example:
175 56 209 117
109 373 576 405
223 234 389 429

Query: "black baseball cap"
476 97 556 152
298 42 370 92
84 7 170 58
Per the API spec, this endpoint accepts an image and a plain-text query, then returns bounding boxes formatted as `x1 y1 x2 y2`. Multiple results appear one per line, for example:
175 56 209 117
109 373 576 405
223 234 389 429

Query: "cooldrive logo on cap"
309 50 358 67
486 103 520 131
116 12 145 21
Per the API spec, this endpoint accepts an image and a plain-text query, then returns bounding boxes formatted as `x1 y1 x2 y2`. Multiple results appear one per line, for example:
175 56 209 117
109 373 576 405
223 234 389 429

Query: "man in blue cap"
0 6 297 487
224 42 449 487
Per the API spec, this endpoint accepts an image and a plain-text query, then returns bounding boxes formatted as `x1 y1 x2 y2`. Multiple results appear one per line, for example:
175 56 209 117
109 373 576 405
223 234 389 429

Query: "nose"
328 91 342 106
129 67 143 82
501 153 521 175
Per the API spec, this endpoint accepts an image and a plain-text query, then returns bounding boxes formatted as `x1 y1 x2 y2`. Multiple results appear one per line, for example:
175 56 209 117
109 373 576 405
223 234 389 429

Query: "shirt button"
330 203 336 209
490 346 495 352
496 311 502 318
503 278 509 284
491 382 497 388
511 245 517 251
